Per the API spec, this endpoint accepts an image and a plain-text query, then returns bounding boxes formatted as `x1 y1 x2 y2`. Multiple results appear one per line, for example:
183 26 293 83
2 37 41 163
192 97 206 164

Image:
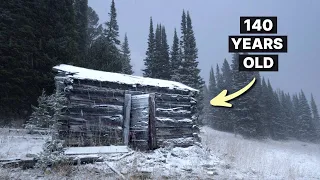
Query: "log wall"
54 73 200 149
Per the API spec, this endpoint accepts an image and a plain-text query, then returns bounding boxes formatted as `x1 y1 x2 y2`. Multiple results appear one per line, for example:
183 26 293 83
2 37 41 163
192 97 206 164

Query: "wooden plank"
156 107 191 118
123 94 132 146
156 127 195 137
67 104 123 115
72 84 125 96
69 94 124 106
155 117 194 128
148 93 157 150
64 146 129 155
155 93 191 103
155 101 191 110
156 137 195 148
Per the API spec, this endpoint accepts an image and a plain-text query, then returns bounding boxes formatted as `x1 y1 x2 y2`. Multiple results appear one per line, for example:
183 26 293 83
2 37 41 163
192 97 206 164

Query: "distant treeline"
202 54 320 142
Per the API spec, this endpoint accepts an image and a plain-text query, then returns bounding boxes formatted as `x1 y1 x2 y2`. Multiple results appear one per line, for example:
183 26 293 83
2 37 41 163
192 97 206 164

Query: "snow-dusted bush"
35 138 71 170
26 90 67 136
27 90 71 170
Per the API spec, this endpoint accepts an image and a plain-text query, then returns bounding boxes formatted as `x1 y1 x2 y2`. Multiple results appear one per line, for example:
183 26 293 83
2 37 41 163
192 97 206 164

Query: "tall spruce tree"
74 0 88 66
170 28 182 81
87 6 102 48
178 10 204 125
121 33 133 75
231 53 261 138
220 59 233 132
310 94 320 139
98 0 122 72
0 0 79 120
298 90 315 141
292 94 301 139
160 26 171 80
143 17 155 77
260 78 272 137
310 94 320 122
207 66 217 128
105 0 120 46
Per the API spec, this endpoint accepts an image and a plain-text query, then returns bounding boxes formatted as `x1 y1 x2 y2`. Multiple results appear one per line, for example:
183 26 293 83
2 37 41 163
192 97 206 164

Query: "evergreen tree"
231 53 261 138
178 10 204 125
178 11 203 90
260 78 271 137
279 91 295 138
87 6 103 48
310 94 320 122
170 28 182 81
160 26 171 80
105 0 120 46
292 93 301 139
74 0 88 66
220 59 233 132
94 0 122 72
310 94 320 139
207 66 217 128
121 33 133 75
270 89 287 140
143 17 155 77
298 90 315 141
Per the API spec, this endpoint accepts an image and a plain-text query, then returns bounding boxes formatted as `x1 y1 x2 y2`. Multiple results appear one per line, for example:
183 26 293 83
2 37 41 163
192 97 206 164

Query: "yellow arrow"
210 77 256 108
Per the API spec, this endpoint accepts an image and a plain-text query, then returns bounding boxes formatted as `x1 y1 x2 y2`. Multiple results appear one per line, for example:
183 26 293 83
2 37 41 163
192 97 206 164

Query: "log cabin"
53 64 200 151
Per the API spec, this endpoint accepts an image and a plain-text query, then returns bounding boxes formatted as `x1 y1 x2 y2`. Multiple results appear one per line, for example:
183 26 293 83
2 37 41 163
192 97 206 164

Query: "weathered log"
155 117 194 128
67 104 123 115
69 94 124 106
155 101 191 110
156 108 191 118
155 93 191 102
156 137 195 148
123 94 132 145
156 127 195 137
148 93 157 150
156 133 194 139
72 84 125 97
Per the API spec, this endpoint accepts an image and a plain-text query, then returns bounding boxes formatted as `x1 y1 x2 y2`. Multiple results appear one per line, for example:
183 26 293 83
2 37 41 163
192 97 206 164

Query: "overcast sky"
88 0 320 108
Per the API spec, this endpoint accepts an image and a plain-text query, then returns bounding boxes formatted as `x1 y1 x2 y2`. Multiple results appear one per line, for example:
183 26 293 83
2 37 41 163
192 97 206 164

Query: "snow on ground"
1 126 320 179
201 126 320 180
0 128 48 160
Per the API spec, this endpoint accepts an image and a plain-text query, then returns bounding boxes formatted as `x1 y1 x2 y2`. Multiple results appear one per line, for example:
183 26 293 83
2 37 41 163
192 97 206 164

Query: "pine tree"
96 0 122 72
87 6 103 48
260 78 271 137
271 89 287 140
170 28 182 81
220 59 233 132
298 90 315 141
178 10 204 125
160 26 171 80
310 94 320 139
310 94 320 122
143 17 155 77
121 33 133 75
207 66 217 128
105 0 120 46
231 53 261 138
74 0 88 66
292 93 301 139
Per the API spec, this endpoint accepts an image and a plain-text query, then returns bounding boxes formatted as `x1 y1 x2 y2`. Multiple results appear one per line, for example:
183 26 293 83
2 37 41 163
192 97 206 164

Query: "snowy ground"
1 126 320 179
0 128 48 160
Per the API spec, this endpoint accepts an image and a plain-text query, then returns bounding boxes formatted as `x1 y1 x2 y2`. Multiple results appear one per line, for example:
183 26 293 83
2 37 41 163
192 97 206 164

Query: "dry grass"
200 126 320 180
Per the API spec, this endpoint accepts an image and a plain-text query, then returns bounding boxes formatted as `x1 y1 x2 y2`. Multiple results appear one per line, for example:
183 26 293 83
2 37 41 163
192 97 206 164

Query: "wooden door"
129 94 156 150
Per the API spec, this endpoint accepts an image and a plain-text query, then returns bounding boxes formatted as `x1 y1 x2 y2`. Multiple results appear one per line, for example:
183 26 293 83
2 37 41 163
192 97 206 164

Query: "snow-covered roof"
53 64 198 92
